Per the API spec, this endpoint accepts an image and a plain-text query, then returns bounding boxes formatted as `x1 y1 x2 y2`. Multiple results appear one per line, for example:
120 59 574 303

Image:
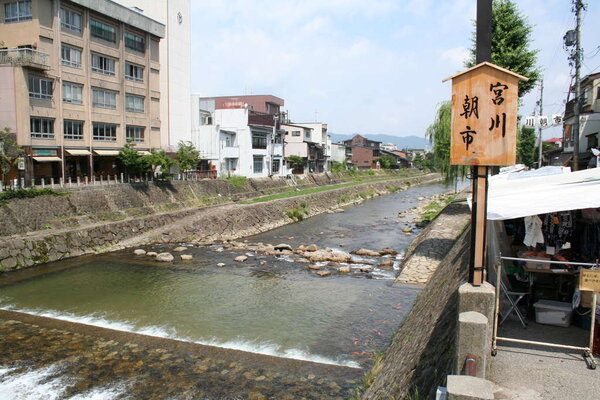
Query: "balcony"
222 146 240 158
0 48 50 70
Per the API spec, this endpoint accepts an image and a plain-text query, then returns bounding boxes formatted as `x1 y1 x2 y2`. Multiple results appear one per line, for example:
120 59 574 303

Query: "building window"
4 1 31 23
28 76 53 99
92 88 117 109
588 133 598 150
253 156 263 173
30 117 54 139
200 111 212 125
64 120 84 140
126 125 145 142
61 45 82 68
125 94 144 113
125 62 144 82
60 7 81 32
93 123 117 141
91 53 115 76
63 82 83 104
252 133 267 149
90 19 116 43
291 130 301 137
124 32 145 53
305 131 311 139
272 159 280 174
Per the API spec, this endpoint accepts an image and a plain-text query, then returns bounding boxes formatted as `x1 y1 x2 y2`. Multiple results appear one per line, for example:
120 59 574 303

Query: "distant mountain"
329 133 430 150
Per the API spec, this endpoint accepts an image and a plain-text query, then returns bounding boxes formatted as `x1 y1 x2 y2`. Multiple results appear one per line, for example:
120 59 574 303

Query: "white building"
290 122 331 172
115 0 192 151
331 143 347 165
191 96 287 178
381 143 397 151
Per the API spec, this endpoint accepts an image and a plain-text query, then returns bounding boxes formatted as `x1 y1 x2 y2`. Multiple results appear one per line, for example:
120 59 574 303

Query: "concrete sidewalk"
489 320 599 399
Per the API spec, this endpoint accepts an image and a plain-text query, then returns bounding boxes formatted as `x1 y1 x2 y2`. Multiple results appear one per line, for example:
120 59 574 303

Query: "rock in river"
234 255 248 262
354 248 380 257
180 254 193 261
308 264 321 271
173 246 188 252
156 253 174 262
146 252 158 257
274 243 293 251
338 266 351 273
316 270 332 277
133 249 146 256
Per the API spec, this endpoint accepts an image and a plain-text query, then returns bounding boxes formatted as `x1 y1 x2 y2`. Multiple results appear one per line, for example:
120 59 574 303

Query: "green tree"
426 101 469 183
286 155 305 169
118 141 146 176
379 154 397 169
175 141 200 172
331 161 346 172
0 127 24 185
466 0 541 97
517 126 536 167
143 148 173 178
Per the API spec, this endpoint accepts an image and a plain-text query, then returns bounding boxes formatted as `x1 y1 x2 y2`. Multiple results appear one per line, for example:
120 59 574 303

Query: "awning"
93 150 120 156
137 150 151 155
485 167 600 220
65 149 91 156
32 157 62 162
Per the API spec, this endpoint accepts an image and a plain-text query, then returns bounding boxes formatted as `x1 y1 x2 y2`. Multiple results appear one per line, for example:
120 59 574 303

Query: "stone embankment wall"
0 170 417 237
362 202 471 400
0 172 439 271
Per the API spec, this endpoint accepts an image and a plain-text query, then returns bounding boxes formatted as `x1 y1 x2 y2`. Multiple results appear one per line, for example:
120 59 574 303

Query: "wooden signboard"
443 62 528 166
580 269 600 294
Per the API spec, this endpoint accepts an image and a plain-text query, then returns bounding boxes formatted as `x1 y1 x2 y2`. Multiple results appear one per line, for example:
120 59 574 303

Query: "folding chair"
498 279 528 328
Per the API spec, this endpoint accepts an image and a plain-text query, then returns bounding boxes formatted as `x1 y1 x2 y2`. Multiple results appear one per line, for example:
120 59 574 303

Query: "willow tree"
426 101 468 184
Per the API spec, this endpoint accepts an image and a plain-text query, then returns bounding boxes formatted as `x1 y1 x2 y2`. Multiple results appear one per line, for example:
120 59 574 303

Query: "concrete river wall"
0 170 439 271
362 202 471 399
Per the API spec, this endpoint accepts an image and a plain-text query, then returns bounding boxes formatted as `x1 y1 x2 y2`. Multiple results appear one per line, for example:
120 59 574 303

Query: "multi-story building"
343 134 381 169
562 72 600 168
191 95 286 178
113 0 191 151
0 0 165 181
290 122 330 172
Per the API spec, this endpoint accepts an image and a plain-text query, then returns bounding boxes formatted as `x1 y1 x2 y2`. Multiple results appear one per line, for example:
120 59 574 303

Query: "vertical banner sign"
443 62 527 166
443 62 527 285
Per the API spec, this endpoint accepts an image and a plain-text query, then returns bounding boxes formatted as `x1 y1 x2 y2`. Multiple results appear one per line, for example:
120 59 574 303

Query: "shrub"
285 202 309 221
223 176 248 187
0 188 67 202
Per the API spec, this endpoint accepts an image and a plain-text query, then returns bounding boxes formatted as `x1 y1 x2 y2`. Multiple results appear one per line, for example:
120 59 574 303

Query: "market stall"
483 167 600 367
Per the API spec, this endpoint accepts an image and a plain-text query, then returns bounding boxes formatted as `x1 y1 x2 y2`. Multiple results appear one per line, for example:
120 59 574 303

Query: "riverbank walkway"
489 319 599 399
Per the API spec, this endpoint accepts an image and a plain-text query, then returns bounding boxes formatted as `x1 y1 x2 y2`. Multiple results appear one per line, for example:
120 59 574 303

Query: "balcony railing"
0 48 50 70
248 111 278 127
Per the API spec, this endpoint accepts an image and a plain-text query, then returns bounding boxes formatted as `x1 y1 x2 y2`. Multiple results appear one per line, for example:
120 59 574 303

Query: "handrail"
0 48 50 69
499 255 599 268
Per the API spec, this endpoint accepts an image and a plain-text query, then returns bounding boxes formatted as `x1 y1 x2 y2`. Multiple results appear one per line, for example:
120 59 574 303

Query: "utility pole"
469 0 492 286
537 80 544 168
572 0 583 171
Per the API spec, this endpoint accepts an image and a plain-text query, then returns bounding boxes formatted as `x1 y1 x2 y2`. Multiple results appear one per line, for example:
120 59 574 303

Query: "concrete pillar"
458 281 495 376
455 311 489 378
447 375 494 400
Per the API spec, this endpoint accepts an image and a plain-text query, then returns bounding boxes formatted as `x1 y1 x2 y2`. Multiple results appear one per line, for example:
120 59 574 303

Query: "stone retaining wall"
362 202 471 400
0 173 439 272
0 170 418 237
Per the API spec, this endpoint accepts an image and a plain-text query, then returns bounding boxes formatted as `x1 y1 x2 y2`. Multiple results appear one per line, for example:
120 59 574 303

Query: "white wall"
331 143 347 163
115 0 192 150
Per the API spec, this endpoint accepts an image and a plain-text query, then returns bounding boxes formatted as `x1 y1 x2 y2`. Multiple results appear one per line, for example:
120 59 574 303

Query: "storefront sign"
443 62 528 166
580 269 600 293
17 157 25 170
32 149 57 156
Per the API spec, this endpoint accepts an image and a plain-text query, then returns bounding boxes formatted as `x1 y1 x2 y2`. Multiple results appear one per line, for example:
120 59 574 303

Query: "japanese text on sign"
580 269 600 293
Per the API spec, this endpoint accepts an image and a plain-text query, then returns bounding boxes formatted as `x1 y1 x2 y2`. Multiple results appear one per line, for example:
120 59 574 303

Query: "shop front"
487 167 600 366
30 148 62 183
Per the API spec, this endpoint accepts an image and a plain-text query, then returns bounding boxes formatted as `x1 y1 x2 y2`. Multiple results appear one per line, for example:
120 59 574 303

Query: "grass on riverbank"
241 175 424 204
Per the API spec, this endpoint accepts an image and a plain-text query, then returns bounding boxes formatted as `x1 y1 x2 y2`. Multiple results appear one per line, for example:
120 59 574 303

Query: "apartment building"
113 0 192 151
0 0 165 182
343 134 381 169
290 122 331 172
191 95 286 178
561 72 600 168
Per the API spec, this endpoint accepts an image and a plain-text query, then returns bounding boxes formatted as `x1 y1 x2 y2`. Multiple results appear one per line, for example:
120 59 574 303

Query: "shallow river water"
0 181 456 399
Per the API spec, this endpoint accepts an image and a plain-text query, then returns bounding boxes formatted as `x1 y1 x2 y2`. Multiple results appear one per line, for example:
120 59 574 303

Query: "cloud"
441 46 470 69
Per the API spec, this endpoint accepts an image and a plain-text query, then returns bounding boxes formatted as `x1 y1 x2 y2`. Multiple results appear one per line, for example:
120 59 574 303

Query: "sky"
190 0 600 140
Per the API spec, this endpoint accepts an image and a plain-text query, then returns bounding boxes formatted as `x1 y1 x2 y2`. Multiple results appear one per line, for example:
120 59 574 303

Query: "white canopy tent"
482 167 600 221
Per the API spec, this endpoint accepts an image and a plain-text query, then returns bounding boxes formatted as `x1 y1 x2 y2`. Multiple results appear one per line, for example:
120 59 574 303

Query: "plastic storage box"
533 300 572 327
